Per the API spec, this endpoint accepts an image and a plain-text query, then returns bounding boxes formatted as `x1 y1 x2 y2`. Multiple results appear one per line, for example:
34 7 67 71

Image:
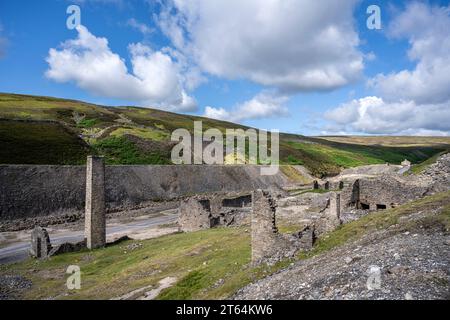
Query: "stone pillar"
85 156 106 249
30 226 52 259
313 180 319 190
329 192 341 220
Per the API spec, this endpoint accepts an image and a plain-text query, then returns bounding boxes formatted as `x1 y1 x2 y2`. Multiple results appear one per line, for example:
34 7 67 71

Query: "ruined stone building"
178 193 252 232
251 190 303 265
341 175 428 211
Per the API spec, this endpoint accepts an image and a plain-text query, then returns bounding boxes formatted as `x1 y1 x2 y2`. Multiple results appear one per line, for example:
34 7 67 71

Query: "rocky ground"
234 199 450 300
0 275 32 300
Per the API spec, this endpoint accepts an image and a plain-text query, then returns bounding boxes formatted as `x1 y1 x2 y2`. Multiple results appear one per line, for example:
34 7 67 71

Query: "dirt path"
0 210 179 264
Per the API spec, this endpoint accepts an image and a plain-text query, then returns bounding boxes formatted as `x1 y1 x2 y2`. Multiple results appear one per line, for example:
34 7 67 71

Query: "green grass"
76 119 97 128
110 127 168 141
290 188 331 196
283 139 443 177
92 136 171 165
0 120 91 165
0 227 287 300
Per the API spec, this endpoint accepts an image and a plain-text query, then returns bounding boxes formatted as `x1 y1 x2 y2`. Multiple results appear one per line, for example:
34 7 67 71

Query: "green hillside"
0 93 448 177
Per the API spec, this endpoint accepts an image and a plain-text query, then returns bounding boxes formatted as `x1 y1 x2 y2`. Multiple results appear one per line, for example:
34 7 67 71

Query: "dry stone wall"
0 165 292 222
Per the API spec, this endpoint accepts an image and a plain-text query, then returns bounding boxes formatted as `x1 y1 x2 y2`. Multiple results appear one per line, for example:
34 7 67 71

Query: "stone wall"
314 192 342 237
178 192 252 232
340 175 429 210
0 165 293 222
251 190 302 265
178 198 215 232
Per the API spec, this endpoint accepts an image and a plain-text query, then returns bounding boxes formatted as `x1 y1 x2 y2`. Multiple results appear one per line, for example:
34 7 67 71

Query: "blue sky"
0 0 449 136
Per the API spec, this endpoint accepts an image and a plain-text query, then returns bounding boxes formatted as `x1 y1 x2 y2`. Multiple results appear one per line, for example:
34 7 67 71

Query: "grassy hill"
1 93 448 177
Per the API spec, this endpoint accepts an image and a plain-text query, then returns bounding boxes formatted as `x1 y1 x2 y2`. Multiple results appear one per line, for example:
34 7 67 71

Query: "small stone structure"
315 192 342 237
85 156 106 249
313 180 319 190
312 180 343 191
30 226 52 259
401 159 411 167
178 198 217 232
49 240 87 256
251 190 305 265
178 193 252 232
341 175 428 211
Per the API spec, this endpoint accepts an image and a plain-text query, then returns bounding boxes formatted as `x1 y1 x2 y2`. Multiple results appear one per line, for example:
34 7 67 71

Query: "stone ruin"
178 193 252 232
85 156 106 249
314 192 342 237
30 226 52 259
178 198 216 232
30 225 86 259
341 175 429 211
313 180 344 191
250 190 344 265
251 190 316 265
30 156 107 259
313 180 319 190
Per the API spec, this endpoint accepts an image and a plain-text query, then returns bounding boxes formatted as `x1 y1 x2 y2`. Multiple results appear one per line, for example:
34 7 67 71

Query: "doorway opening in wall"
36 238 41 258
376 204 387 210
360 202 370 210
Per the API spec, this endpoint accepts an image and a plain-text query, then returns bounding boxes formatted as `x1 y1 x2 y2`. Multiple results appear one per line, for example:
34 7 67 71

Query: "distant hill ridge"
1 92 449 177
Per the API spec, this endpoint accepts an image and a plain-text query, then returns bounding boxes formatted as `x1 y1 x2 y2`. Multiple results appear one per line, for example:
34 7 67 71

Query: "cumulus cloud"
325 2 450 135
45 25 196 112
324 96 450 136
204 92 289 122
156 0 364 92
370 2 450 105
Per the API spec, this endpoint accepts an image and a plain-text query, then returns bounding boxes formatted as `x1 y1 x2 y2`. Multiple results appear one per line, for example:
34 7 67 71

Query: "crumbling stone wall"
251 190 304 265
315 192 342 237
178 198 217 232
341 175 429 210
30 225 86 259
312 180 343 191
178 193 252 232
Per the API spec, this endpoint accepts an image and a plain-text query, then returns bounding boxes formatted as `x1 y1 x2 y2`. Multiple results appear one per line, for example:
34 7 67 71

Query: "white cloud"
324 96 450 136
204 92 289 122
370 2 450 105
127 18 154 35
45 25 196 112
156 0 364 92
325 2 450 136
